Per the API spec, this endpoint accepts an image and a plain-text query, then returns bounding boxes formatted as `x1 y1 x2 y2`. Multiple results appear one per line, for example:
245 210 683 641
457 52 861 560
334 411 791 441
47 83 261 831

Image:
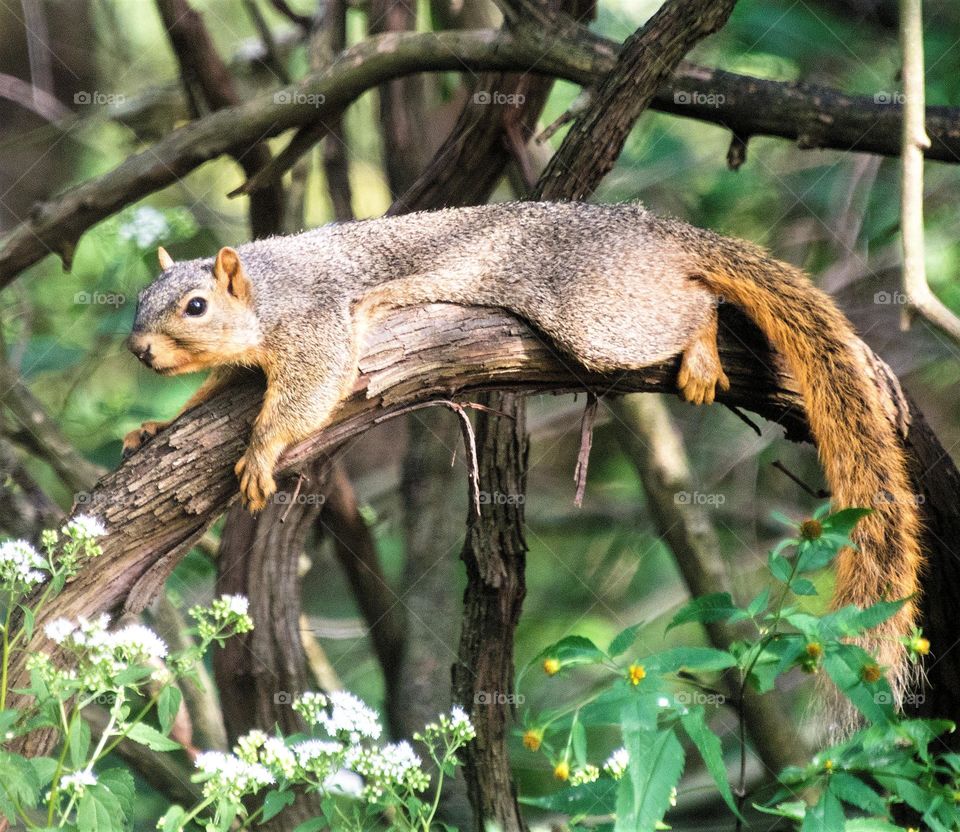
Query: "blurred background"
2 0 960 827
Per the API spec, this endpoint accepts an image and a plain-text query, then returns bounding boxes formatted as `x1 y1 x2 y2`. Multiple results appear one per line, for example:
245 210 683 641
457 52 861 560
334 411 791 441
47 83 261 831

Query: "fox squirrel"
124 201 922 697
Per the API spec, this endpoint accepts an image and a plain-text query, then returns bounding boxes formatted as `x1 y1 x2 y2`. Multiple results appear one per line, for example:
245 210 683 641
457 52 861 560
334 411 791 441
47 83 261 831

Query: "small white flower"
603 747 629 780
220 594 249 616
292 739 343 765
195 751 274 800
60 769 97 795
261 736 297 779
0 539 48 588
293 691 327 725
319 691 382 743
108 624 168 660
44 618 76 644
64 514 107 539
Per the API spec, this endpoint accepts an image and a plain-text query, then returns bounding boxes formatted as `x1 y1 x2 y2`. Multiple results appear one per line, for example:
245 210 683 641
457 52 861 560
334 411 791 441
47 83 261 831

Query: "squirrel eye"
185 297 207 317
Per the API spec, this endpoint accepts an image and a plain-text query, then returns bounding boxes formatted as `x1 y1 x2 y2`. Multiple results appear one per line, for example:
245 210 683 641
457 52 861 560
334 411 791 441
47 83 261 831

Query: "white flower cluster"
195 751 274 801
41 614 168 688
350 741 429 800
317 691 383 744
63 515 107 540
0 540 47 590
118 206 171 249
190 594 254 641
292 691 327 725
603 747 629 780
569 764 600 786
415 705 476 749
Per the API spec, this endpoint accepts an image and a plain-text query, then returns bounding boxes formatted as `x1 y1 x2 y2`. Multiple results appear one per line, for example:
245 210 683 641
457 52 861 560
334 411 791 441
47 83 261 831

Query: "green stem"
48 702 80 826
0 592 14 710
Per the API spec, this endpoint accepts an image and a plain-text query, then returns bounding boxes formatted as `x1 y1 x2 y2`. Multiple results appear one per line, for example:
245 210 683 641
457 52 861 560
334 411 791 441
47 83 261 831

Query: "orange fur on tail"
694 244 923 704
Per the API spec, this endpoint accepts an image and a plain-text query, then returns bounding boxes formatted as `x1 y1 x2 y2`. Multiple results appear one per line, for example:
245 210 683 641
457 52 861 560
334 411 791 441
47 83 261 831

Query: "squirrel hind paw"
677 343 730 406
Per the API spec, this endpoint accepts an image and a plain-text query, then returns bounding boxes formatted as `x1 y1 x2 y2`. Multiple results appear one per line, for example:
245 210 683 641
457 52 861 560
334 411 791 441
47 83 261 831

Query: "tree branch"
7 27 960 285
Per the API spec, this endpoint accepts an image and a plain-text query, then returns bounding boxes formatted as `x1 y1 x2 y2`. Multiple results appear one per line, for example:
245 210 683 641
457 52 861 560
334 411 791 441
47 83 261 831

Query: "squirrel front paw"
122 420 171 458
235 451 277 513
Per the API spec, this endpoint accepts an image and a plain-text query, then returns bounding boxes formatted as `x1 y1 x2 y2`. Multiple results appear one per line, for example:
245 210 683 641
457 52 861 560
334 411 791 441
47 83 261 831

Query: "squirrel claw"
235 452 277 513
121 420 169 458
678 339 729 406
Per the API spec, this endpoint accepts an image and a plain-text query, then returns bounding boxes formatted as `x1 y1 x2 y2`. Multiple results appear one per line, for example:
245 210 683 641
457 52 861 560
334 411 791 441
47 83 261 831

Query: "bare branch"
897 0 960 343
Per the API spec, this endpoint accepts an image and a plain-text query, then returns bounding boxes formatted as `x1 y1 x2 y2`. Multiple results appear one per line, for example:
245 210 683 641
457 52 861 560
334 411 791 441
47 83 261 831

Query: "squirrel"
124 201 923 699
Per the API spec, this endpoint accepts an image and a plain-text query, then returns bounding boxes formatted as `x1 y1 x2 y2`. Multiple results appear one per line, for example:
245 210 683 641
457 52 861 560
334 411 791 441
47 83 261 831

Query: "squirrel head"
128 247 262 375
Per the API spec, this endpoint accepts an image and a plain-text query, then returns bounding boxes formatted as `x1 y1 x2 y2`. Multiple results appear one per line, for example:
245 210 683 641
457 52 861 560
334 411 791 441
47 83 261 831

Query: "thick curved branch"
6 304 795 739
6 27 960 285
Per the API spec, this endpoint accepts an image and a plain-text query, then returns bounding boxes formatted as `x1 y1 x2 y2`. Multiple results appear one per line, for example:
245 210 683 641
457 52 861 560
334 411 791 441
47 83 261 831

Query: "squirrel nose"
127 333 153 366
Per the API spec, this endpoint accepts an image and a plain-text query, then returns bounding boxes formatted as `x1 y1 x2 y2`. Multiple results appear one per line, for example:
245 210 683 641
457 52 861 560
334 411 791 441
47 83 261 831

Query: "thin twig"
772 459 830 500
573 392 599 507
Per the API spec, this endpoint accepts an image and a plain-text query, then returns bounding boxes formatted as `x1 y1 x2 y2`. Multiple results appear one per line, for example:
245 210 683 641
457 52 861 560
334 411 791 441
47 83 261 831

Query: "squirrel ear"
212 247 252 303
157 246 174 270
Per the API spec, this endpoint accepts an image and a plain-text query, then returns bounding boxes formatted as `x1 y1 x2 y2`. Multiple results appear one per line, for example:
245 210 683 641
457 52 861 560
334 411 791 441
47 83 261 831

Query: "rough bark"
535 0 737 200
451 392 529 832
213 460 330 827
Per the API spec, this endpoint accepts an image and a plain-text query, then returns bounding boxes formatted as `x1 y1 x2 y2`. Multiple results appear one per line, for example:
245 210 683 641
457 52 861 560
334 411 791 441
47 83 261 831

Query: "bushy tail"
695 249 923 704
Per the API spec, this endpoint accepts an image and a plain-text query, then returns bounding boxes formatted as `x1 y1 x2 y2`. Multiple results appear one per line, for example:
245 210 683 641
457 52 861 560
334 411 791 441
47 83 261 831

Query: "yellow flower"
628 664 646 685
553 760 570 781
522 729 543 752
861 663 882 684
805 642 823 659
911 637 930 656
823 759 833 772
543 658 561 676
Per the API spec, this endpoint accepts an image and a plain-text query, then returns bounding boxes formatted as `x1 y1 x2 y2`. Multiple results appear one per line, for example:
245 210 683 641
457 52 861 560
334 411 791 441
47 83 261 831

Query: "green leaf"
667 593 738 631
679 707 742 820
261 789 295 823
746 589 771 618
0 750 40 809
647 648 736 674
572 721 587 766
532 636 606 673
20 606 35 642
0 709 21 737
68 718 91 770
157 686 182 736
77 784 124 832
97 768 135 828
791 578 818 596
822 645 894 725
801 787 845 832
520 779 619 815
768 552 794 583
159 806 186 832
829 772 885 815
608 625 641 658
822 508 872 538
292 820 325 832
30 757 59 787
125 722 182 751
614 729 685 832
